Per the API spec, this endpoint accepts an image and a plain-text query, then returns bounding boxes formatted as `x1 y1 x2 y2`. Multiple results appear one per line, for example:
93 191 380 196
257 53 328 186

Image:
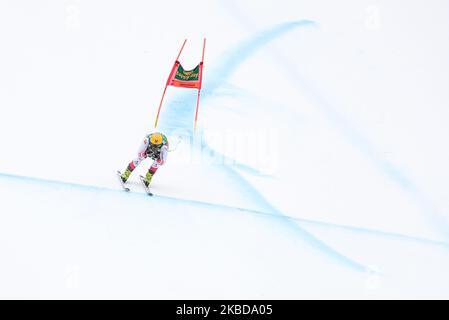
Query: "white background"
1 0 449 299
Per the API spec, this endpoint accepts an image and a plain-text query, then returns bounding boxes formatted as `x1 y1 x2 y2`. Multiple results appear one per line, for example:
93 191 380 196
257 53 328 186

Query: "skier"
119 132 169 188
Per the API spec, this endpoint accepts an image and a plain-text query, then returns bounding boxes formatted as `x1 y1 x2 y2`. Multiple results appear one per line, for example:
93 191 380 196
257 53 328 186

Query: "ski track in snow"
218 0 449 239
2 171 449 253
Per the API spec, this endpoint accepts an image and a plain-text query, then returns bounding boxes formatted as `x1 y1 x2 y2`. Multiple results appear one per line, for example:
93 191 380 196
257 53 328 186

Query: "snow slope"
1 0 449 298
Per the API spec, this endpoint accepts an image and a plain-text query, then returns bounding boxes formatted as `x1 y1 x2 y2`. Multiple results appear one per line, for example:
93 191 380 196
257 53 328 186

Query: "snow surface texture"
1 0 449 299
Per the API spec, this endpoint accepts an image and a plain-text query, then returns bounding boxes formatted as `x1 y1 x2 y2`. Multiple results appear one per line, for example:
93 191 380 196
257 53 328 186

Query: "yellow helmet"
150 133 163 145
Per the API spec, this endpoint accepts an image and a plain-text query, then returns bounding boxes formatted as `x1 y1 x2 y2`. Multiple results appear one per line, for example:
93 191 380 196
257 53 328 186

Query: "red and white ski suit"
128 136 168 174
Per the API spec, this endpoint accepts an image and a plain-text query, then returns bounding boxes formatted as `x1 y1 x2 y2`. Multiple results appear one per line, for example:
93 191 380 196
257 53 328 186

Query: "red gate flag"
154 39 206 130
167 61 203 89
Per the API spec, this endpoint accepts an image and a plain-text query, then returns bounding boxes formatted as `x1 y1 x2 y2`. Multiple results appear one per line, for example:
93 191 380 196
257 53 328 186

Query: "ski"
139 175 154 196
116 171 130 192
